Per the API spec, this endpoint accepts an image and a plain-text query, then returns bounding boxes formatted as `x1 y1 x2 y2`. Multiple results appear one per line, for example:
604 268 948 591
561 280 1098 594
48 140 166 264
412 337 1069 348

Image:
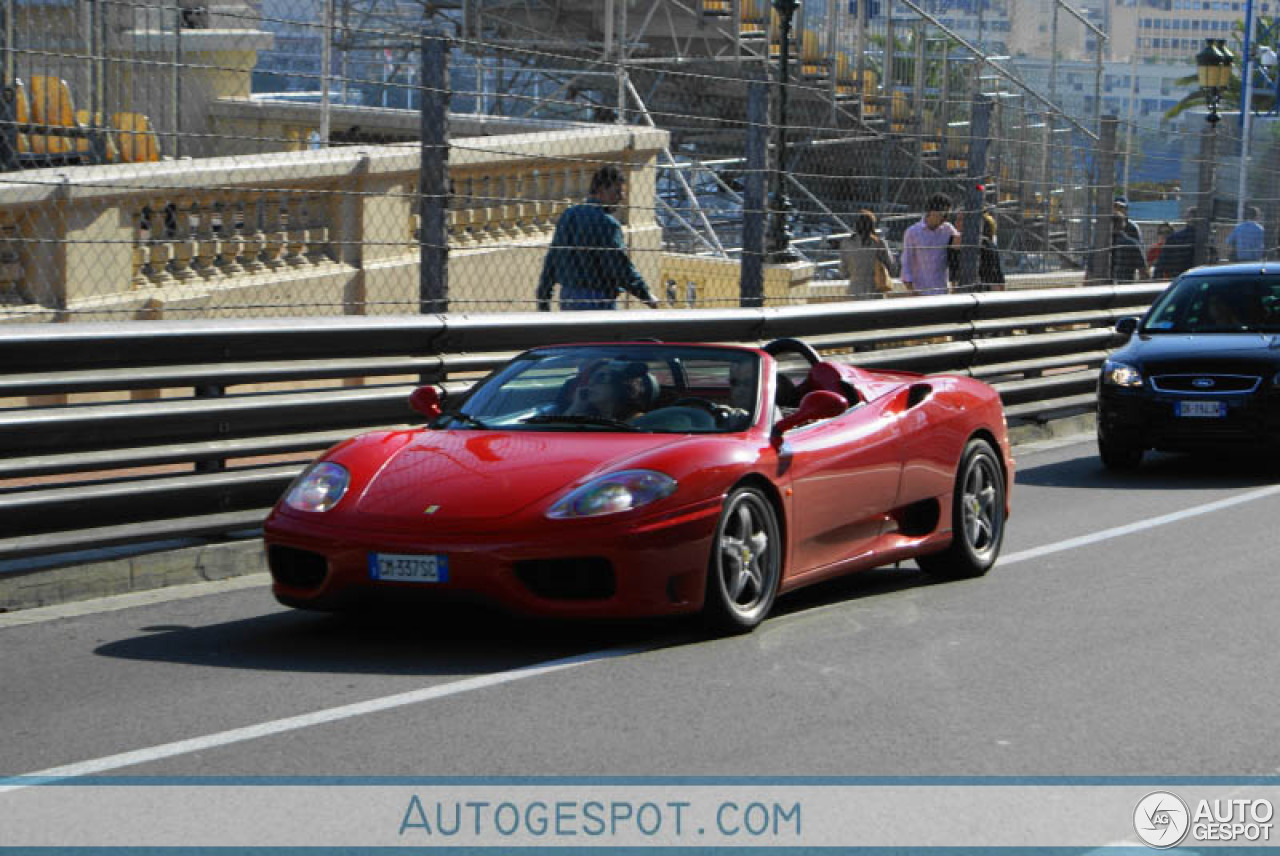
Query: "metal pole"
1089 115 1118 283
958 94 991 290
741 78 768 306
1049 2 1059 107
1094 26 1103 130
913 22 925 177
855 0 867 117
172 5 181 158
767 0 798 263
420 30 449 314
616 0 626 124
1195 123 1217 268
320 0 332 146
1238 0 1257 222
1122 54 1136 200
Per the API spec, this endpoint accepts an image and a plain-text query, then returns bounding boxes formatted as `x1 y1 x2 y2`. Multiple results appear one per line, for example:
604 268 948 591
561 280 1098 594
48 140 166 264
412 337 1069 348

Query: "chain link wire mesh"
0 0 1277 320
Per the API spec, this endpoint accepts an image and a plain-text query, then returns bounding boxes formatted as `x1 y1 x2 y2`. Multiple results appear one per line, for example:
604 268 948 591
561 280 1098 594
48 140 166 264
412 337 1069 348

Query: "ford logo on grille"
1192 378 1216 388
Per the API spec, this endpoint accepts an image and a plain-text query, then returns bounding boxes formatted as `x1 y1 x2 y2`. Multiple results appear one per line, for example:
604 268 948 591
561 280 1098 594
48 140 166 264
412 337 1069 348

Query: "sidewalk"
0 413 1097 614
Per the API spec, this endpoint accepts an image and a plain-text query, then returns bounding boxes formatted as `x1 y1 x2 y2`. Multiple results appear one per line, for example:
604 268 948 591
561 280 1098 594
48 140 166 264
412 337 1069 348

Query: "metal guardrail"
0 283 1166 564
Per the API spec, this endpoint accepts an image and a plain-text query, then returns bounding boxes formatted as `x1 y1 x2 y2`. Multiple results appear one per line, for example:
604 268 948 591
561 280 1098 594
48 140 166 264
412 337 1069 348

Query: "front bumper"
263 501 722 619
1097 384 1280 451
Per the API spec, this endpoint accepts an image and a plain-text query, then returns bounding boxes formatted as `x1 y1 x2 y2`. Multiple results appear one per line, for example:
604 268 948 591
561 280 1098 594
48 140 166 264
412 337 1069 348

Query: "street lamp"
1196 37 1233 125
1194 38 1233 266
767 0 800 263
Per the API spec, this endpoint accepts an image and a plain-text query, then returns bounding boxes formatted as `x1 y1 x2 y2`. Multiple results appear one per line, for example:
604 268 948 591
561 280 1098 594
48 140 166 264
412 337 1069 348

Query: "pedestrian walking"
901 193 959 295
1110 213 1149 282
536 164 660 311
838 210 899 299
1226 206 1266 262
1153 210 1199 279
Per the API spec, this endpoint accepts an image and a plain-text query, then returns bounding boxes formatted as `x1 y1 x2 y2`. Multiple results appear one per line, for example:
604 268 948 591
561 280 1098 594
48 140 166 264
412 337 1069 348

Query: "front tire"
704 487 782 633
917 438 1006 579
1098 432 1143 470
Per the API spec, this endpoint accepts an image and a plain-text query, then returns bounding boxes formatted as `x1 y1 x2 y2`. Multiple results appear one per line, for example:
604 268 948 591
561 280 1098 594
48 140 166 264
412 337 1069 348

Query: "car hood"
1122 333 1280 373
352 430 690 524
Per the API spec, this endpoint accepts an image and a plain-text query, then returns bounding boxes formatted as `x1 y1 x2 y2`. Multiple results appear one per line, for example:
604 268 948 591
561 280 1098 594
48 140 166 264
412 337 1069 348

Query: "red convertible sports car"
264 338 1014 632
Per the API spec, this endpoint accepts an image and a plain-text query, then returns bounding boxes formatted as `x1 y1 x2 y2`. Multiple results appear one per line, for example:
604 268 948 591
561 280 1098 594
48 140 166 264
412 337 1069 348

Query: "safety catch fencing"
0 282 1164 574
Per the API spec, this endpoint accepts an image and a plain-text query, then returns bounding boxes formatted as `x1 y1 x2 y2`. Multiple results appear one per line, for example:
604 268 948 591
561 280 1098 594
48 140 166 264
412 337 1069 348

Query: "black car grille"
268 545 329 589
1150 374 1262 394
514 557 616 600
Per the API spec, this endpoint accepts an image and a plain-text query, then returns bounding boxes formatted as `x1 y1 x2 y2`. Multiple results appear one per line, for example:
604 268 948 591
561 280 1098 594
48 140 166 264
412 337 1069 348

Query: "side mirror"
409 386 443 420
772 390 848 444
1115 316 1139 336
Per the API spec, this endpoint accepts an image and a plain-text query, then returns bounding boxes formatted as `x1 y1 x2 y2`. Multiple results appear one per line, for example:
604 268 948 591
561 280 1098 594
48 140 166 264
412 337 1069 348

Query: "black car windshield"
1143 274 1280 334
440 344 760 433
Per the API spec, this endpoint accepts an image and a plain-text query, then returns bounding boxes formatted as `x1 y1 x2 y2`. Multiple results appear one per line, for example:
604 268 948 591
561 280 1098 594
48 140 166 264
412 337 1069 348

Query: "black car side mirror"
1115 316 1139 336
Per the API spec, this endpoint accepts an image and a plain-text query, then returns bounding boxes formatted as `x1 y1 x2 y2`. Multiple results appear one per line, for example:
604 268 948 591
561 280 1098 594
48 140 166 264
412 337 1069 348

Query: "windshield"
439 345 760 433
1143 274 1280 334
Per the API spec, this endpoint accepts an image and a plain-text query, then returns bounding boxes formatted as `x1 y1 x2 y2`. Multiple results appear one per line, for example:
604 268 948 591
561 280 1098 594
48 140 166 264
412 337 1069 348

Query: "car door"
891 378 971 509
779 390 906 577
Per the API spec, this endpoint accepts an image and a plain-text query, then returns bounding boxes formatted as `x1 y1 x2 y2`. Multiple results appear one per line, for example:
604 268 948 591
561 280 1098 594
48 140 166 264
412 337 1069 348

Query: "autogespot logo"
1135 791 1191 848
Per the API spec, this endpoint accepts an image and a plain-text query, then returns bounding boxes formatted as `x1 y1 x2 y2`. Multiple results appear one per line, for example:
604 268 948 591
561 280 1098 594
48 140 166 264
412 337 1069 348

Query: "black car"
1097 263 1280 469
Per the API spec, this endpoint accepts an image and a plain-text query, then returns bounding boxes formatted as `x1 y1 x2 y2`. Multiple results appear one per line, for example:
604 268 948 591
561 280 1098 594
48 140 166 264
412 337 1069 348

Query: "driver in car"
565 364 651 422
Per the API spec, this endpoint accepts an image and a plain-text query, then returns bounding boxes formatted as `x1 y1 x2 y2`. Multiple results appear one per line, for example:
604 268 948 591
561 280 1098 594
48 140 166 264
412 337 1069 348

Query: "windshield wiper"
521 413 640 432
441 410 490 429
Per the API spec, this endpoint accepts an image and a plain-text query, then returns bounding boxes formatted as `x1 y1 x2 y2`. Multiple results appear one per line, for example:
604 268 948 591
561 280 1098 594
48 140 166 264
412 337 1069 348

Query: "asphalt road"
4 434 1279 781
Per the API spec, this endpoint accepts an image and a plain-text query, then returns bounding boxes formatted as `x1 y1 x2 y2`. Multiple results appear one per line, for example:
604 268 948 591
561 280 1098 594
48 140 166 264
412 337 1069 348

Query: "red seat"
800 362 860 407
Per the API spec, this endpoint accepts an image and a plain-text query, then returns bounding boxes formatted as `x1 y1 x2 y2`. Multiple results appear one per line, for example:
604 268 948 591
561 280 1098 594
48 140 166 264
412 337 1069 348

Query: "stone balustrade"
0 124 675 320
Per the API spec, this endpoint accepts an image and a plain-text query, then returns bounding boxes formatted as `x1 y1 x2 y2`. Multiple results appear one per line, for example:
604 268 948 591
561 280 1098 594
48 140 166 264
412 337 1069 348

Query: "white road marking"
5 464 1278 790
0 646 644 793
999 482 1280 566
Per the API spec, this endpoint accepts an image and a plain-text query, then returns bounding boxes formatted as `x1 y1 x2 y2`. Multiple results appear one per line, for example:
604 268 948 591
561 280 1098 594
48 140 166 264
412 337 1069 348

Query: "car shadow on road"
94 564 947 675
771 562 938 620
95 601 699 677
1016 448 1280 491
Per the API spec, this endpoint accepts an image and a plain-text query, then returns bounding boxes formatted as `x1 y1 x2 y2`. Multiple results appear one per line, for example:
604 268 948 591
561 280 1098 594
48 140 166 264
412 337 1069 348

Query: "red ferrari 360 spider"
264 338 1014 632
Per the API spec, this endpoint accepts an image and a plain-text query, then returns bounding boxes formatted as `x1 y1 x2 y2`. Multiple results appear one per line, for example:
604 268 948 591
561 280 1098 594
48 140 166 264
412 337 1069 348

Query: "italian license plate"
368 552 449 583
1176 400 1226 418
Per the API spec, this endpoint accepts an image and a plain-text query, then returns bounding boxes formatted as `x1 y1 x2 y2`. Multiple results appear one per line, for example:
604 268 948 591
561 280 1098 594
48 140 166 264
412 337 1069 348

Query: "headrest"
625 362 660 410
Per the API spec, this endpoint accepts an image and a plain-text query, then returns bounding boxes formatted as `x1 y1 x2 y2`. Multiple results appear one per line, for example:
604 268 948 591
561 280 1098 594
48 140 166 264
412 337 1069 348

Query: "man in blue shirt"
1226 206 1266 262
536 165 660 311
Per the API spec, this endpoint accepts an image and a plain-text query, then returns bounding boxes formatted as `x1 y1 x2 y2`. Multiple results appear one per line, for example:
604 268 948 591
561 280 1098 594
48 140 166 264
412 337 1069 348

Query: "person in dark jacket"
1153 210 1198 280
1110 213 1149 282
536 165 660 311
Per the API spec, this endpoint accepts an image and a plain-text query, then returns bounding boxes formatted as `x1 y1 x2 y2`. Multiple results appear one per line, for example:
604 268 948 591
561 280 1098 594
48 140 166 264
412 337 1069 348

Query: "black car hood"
1118 333 1280 374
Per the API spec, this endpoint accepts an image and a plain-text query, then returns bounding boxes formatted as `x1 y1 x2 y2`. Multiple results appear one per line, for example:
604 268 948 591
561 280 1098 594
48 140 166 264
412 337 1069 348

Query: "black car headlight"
1102 360 1144 388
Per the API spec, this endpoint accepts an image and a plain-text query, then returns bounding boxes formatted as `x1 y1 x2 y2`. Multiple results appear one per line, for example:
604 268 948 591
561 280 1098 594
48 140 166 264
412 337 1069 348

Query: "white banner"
1 779 1278 849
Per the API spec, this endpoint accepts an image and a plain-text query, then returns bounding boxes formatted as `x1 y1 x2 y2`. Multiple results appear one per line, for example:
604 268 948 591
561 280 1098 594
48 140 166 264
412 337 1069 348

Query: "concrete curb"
0 414 1097 614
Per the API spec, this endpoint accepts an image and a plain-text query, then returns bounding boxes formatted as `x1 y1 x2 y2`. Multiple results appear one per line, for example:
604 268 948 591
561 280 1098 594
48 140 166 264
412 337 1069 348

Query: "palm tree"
1163 17 1278 120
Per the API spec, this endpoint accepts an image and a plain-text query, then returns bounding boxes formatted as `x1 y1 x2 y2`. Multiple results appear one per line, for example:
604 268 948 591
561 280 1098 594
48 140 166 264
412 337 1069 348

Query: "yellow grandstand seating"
74 110 119 162
111 112 161 163
10 79 31 154
28 75 81 155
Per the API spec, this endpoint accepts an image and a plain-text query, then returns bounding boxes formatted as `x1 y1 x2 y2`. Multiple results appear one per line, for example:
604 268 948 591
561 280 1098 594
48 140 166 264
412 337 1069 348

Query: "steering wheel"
671 397 721 415
670 397 737 428
763 337 821 366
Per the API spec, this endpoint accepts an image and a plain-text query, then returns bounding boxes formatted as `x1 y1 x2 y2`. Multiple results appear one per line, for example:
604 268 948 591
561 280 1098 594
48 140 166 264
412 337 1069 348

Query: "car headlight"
547 470 677 519
1102 360 1143 388
284 462 350 512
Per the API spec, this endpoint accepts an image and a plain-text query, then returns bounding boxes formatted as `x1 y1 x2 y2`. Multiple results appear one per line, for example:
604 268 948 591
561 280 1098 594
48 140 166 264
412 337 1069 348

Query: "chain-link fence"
1 0 1278 321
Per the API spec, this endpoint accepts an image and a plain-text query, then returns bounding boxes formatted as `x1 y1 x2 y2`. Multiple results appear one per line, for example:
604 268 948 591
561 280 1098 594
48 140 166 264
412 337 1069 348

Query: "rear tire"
917 438 1006 579
703 487 782 633
1098 432 1143 470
